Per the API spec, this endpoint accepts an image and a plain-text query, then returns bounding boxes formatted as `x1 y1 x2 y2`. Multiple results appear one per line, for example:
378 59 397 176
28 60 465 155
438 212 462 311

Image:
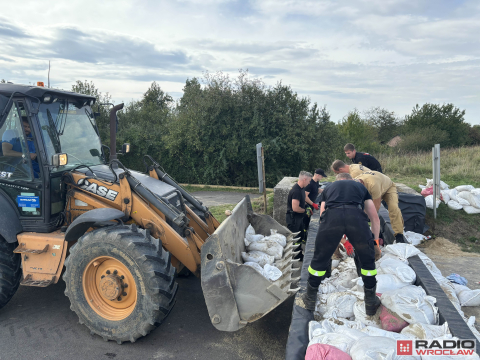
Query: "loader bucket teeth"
201 196 300 332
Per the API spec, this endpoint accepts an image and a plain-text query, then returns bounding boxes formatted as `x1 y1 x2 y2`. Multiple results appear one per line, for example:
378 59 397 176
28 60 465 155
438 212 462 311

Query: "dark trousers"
308 207 377 289
286 212 307 243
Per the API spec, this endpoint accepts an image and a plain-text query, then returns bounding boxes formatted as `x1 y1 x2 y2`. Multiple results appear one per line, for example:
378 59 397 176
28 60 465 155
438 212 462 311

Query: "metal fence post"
432 144 440 219
256 143 267 213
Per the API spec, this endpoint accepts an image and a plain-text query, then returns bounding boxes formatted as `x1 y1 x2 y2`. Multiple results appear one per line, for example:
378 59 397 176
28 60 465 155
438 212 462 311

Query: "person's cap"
315 168 327 177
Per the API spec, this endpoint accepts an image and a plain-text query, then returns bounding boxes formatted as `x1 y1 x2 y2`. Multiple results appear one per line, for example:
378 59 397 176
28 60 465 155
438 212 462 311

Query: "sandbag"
421 186 433 197
308 333 356 354
451 283 470 297
401 322 450 339
379 305 409 333
356 274 411 293
449 188 458 202
425 195 440 209
361 325 412 340
457 288 480 307
456 196 470 206
377 257 416 284
417 252 444 281
353 300 381 328
241 251 274 267
447 200 463 210
309 318 366 340
403 231 426 246
383 243 420 260
263 264 282 281
380 285 438 325
305 343 352 360
315 292 359 320
243 262 267 277
464 205 480 214
441 190 450 204
350 336 417 360
264 229 287 247
455 185 475 192
472 188 480 196
247 239 283 260
457 191 480 208
376 253 408 265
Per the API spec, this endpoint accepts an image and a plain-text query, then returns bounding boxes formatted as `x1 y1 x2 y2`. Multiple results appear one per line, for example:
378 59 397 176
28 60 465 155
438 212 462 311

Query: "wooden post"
261 147 267 214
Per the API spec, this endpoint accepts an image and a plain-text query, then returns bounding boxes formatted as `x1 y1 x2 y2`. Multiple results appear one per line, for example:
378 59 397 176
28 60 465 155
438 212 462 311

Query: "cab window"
0 102 35 181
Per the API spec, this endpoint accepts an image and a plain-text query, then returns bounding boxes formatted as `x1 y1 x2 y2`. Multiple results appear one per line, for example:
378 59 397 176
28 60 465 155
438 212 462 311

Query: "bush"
396 126 449 152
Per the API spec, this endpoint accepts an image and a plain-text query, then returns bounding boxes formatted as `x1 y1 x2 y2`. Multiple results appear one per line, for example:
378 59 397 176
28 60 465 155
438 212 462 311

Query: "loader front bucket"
201 196 301 331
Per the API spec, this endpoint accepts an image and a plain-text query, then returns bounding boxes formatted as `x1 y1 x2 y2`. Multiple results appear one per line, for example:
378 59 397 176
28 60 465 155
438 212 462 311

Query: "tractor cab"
0 83 105 234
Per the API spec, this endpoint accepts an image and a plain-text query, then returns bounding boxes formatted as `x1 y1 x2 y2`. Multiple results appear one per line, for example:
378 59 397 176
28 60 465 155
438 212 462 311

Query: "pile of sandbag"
305 242 480 359
241 224 288 281
420 179 480 214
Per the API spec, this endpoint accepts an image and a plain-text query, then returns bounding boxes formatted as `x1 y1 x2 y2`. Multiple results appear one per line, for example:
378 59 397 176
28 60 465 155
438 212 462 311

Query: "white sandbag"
315 292 359 320
332 259 340 269
319 282 349 294
380 285 438 325
417 252 444 281
245 224 255 237
441 190 450 204
467 316 480 342
403 231 426 246
447 200 463 210
401 322 450 339
457 191 480 208
353 300 381 327
350 336 418 360
308 332 357 354
472 188 480 196
440 180 450 190
464 205 480 214
449 188 458 202
426 178 433 188
327 268 359 290
377 257 416 284
241 251 274 267
451 283 470 297
361 325 413 340
266 229 287 247
457 196 470 206
457 288 480 307
335 327 369 341
437 278 462 313
377 252 409 265
455 185 475 192
425 195 440 209
243 262 267 277
247 239 283 260
356 274 410 293
419 184 426 189
263 264 282 281
383 243 420 260
309 318 366 340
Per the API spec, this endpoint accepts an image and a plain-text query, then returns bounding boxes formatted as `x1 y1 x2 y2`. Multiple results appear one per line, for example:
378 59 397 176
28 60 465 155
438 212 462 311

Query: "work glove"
374 239 382 261
312 203 319 210
306 208 312 217
343 240 355 258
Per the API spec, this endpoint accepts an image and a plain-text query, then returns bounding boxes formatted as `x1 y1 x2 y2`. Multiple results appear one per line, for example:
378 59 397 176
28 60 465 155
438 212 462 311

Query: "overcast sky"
1 0 479 124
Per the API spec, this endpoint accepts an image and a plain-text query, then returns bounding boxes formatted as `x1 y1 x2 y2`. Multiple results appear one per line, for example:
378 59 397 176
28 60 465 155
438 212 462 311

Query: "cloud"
0 18 31 39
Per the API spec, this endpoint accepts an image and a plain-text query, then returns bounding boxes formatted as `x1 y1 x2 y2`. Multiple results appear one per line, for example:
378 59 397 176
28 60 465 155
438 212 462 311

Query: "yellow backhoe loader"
0 83 300 343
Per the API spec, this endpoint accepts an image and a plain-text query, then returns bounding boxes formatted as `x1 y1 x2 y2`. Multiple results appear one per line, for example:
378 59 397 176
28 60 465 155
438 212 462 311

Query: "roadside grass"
379 146 480 253
209 193 274 224
183 184 273 194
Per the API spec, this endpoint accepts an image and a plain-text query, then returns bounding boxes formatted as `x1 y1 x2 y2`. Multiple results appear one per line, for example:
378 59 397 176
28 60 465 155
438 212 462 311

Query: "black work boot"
302 283 319 311
364 285 381 316
395 233 406 243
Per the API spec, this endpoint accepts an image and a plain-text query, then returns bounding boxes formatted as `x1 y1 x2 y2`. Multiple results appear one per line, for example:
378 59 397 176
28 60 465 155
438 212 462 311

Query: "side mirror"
52 153 68 167
121 143 130 154
89 149 100 157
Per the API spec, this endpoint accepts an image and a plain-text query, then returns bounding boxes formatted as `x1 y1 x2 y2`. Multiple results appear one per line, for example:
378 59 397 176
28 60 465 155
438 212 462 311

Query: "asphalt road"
0 274 293 360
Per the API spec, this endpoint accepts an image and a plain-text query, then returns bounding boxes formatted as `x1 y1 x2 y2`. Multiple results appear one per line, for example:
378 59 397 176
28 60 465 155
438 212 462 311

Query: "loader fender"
0 192 22 243
65 208 126 242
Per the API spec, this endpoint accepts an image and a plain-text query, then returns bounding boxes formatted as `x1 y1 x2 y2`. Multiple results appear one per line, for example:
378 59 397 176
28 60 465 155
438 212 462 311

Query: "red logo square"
397 340 413 356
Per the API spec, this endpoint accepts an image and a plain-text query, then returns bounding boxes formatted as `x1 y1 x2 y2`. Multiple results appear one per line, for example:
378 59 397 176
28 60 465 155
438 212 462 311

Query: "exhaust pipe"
109 103 124 163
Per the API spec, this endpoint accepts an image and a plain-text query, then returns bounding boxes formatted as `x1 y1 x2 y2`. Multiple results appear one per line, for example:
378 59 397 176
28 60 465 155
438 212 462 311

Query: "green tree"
404 103 469 147
467 125 480 145
364 107 402 144
338 109 383 153
0 79 5 83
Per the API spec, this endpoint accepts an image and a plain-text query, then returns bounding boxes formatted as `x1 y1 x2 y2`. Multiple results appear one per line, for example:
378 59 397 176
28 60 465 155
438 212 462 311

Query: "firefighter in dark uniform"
303 168 327 237
285 171 312 244
344 143 382 173
302 173 382 316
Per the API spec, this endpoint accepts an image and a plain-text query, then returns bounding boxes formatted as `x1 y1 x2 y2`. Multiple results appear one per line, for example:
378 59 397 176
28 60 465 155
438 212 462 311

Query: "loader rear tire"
63 225 178 343
0 237 21 310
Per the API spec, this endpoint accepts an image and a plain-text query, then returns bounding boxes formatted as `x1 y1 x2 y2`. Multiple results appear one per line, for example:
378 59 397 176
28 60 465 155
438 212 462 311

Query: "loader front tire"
0 236 21 310
63 225 177 343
